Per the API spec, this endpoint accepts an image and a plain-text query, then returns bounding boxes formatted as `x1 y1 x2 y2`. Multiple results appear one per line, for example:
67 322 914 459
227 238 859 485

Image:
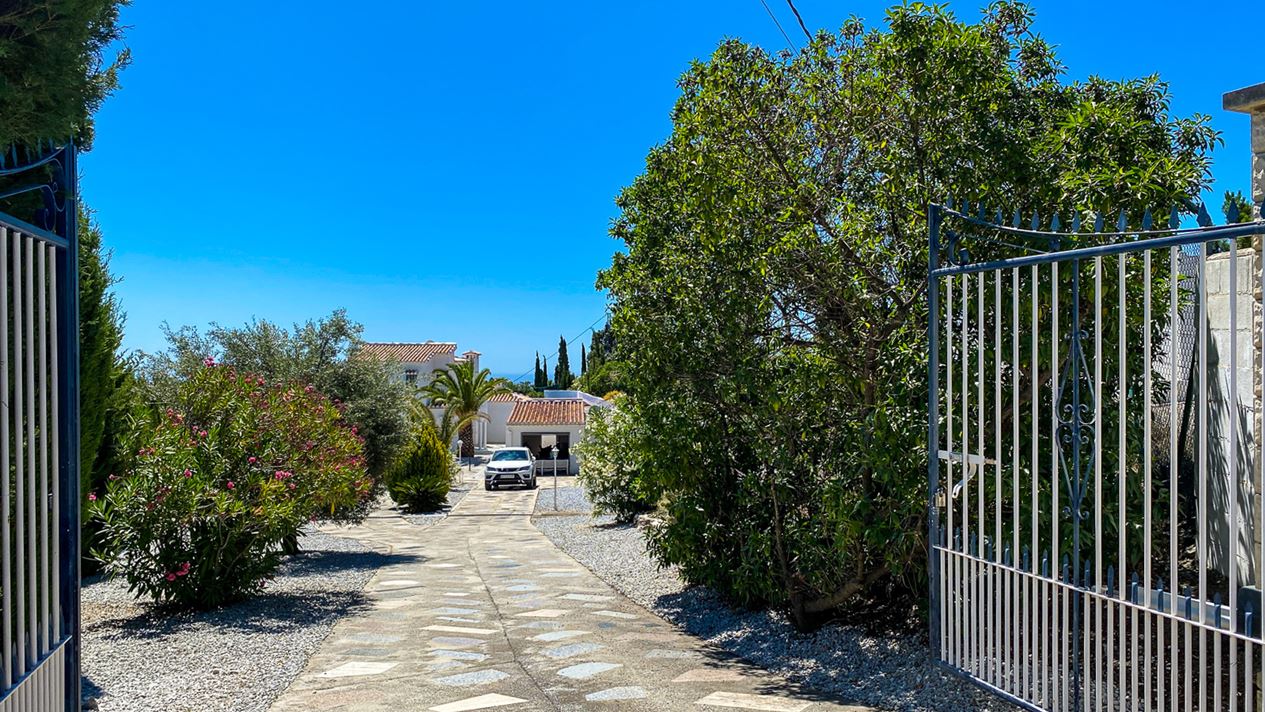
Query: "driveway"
269 476 872 712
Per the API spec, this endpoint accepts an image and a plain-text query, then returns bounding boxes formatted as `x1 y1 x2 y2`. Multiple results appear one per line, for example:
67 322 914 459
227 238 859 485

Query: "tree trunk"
459 423 474 458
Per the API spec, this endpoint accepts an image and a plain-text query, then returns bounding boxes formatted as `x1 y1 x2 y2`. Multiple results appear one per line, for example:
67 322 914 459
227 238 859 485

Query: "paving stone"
428 693 527 712
433 669 510 686
530 630 588 642
586 686 647 701
319 661 398 678
557 662 622 679
542 642 604 659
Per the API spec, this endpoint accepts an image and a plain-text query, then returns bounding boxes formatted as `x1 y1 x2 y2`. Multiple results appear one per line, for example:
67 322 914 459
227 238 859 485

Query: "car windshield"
491 450 529 462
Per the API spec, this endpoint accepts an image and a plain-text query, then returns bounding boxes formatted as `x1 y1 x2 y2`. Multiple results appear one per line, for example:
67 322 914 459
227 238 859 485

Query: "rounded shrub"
575 399 655 523
385 421 453 512
89 361 372 608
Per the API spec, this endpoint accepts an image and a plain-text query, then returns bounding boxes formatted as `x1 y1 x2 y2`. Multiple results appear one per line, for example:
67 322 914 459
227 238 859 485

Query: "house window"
404 369 418 385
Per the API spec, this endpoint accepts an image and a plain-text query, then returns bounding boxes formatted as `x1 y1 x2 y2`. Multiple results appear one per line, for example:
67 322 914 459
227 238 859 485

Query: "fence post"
55 142 81 712
927 202 942 663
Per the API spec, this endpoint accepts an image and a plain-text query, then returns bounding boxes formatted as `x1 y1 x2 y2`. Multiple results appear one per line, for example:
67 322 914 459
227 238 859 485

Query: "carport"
504 399 587 475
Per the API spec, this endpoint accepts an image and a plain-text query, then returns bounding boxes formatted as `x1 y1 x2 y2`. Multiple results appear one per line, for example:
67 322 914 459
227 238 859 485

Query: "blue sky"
82 1 1259 379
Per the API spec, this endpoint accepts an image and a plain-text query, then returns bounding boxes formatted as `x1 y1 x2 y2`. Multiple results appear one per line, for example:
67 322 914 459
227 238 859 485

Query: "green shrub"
386 422 453 512
89 362 372 608
576 400 653 522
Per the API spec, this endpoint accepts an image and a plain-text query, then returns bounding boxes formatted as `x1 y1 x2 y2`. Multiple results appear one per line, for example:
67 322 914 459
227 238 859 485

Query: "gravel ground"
531 482 590 514
82 529 383 712
534 502 1010 711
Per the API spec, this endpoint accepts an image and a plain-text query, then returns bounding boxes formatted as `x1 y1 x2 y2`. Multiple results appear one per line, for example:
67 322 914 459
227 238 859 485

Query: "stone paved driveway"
269 479 873 712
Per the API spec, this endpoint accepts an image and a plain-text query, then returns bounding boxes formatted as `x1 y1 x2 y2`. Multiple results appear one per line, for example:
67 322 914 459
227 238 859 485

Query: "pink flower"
203 356 216 367
198 429 208 438
108 474 118 481
87 493 97 502
248 456 257 464
177 562 191 576
183 469 192 478
165 573 177 582
288 482 295 490
226 481 235 490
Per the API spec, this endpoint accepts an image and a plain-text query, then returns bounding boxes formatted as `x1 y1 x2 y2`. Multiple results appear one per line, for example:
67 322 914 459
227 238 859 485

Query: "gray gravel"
535 509 1011 712
531 482 590 514
82 529 382 712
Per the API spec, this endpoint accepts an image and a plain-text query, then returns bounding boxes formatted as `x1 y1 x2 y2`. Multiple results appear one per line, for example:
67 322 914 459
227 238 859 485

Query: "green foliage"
90 363 372 608
554 335 573 388
599 2 1216 629
139 310 411 478
385 421 454 512
77 208 128 516
575 399 653 522
0 1 130 148
534 352 547 389
424 360 509 457
1223 190 1256 222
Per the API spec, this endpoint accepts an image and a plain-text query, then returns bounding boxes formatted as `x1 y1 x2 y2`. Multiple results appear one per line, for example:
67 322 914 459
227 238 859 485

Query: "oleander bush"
89 361 372 608
385 420 453 512
575 399 654 523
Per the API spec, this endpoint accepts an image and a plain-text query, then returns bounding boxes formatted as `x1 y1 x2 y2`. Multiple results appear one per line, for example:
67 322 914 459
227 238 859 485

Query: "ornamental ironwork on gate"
927 200 1265 711
0 141 82 711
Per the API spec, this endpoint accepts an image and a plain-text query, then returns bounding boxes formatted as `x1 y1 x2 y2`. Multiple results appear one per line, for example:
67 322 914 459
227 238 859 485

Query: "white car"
485 447 537 490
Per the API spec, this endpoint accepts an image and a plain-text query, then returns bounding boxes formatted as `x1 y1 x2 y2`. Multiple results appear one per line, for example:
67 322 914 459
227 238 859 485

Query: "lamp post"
457 438 464 484
550 445 559 511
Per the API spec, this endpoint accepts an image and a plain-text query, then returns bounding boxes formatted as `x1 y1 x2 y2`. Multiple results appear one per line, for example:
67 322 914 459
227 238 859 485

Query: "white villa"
359 341 490 449
358 341 611 468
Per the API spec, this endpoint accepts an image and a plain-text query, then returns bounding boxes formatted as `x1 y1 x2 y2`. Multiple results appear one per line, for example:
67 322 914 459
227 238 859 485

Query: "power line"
509 312 609 385
783 0 812 41
757 0 796 51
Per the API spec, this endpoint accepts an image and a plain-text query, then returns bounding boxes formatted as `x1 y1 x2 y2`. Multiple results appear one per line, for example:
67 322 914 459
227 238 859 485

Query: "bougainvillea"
90 361 372 608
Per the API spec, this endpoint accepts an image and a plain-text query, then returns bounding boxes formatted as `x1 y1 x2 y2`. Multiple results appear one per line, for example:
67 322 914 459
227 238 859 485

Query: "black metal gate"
0 142 82 711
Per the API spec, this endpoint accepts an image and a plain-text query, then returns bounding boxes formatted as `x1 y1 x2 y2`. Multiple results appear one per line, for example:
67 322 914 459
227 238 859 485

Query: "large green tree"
0 3 130 533
0 1 130 148
554 335 572 388
78 208 128 514
599 2 1216 629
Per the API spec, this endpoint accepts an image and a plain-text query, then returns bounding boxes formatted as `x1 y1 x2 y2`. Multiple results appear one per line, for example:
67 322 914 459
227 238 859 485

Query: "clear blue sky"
82 0 1259 379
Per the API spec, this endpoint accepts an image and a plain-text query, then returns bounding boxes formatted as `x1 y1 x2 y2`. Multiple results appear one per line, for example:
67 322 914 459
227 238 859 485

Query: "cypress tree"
580 344 587 376
554 335 572 388
533 352 545 388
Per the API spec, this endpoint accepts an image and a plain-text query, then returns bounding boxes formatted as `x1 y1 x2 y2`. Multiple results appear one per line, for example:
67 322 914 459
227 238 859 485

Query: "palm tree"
423 360 510 458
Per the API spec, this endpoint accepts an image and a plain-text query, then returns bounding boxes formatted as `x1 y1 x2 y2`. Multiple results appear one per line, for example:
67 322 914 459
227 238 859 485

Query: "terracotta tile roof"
488 392 532 403
507 399 587 426
359 342 456 363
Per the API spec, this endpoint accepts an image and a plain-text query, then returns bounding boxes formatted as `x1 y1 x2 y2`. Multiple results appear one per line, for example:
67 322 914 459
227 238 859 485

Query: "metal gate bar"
0 141 81 711
929 201 1265 711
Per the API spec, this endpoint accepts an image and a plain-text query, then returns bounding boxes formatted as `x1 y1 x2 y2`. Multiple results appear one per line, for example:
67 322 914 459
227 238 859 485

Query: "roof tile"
359 342 457 363
508 399 587 426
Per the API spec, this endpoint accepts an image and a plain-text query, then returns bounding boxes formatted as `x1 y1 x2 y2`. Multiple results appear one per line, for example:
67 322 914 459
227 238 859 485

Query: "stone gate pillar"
1225 83 1265 588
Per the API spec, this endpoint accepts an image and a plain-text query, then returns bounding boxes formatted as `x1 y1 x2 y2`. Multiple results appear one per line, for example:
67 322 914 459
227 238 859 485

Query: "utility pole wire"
784 0 812 41
757 0 796 51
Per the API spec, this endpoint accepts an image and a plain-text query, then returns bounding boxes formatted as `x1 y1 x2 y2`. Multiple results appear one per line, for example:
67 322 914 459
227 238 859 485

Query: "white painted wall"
486 401 515 445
